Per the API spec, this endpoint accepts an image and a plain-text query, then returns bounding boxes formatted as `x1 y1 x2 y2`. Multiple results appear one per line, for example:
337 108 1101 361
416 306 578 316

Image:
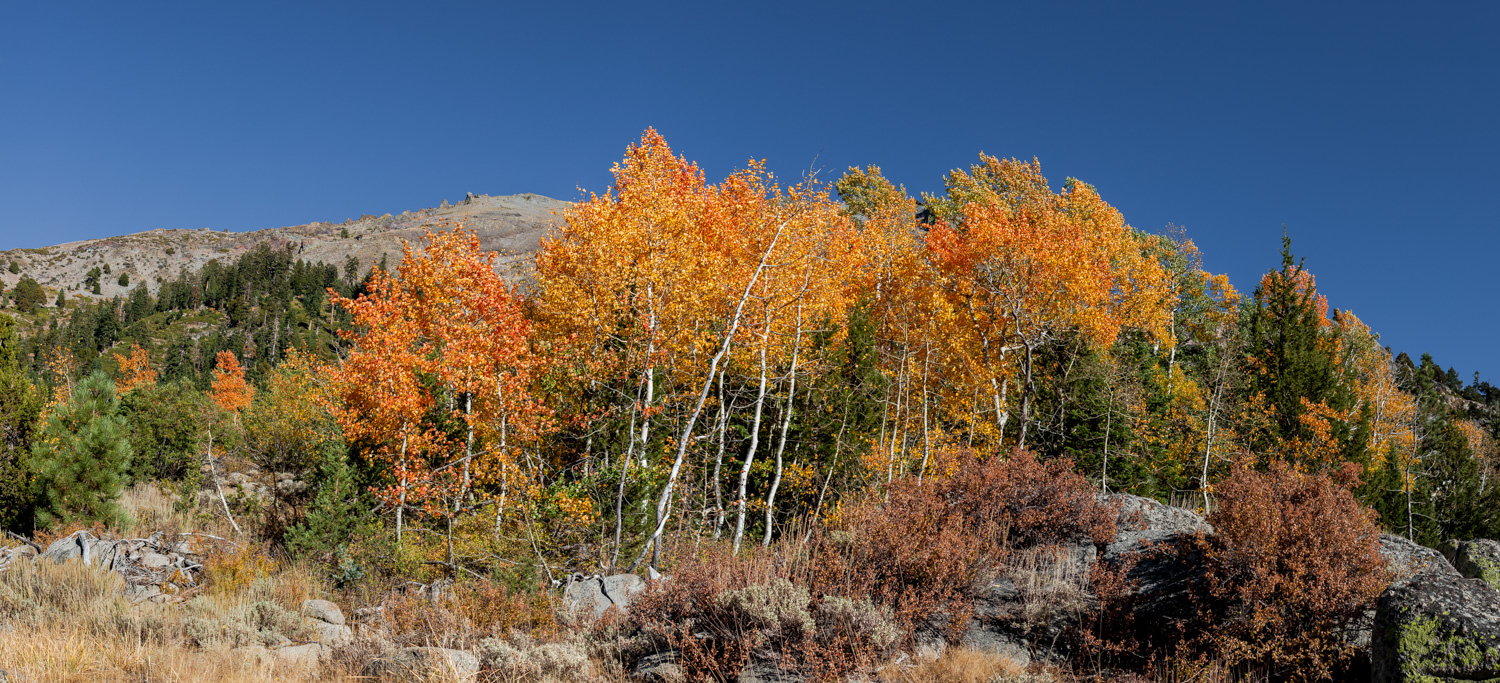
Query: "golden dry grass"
883 646 1029 683
0 623 347 682
0 551 355 682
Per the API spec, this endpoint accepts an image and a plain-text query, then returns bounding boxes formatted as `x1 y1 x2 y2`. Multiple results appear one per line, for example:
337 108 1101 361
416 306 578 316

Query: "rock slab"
1444 539 1500 591
564 573 647 619
1372 569 1500 683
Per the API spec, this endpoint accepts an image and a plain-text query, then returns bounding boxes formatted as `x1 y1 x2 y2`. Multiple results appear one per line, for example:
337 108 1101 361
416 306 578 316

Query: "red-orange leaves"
328 225 547 532
211 351 253 414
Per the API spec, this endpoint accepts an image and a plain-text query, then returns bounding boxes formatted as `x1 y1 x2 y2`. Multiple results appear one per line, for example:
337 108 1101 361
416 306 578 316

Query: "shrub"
806 449 1117 635
629 451 1118 680
815 595 900 652
719 577 816 648
1180 463 1387 681
478 636 593 682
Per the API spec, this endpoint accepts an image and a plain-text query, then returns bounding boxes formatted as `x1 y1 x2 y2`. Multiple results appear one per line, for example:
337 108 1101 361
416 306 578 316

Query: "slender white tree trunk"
733 319 773 553
762 305 804 546
631 221 787 571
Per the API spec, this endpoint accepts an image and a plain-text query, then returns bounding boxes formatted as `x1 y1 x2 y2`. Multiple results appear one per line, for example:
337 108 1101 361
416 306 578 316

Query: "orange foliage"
328 225 545 522
112 343 157 395
924 156 1174 446
210 351 253 414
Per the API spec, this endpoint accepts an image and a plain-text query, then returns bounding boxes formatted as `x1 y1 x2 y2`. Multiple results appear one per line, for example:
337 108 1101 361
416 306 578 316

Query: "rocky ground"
0 497 1493 681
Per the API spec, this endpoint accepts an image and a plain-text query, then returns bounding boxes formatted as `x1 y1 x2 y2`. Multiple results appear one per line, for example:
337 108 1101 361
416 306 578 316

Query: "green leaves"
31 371 133 529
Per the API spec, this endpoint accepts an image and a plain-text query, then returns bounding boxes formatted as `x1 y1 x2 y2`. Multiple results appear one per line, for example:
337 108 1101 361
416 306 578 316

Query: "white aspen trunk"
1102 389 1113 494
762 306 804 546
712 368 729 539
886 354 908 485
631 221 787 571
733 319 773 553
392 431 409 544
918 337 932 483
1201 381 1222 510
460 393 473 512
1018 342 1035 450
206 429 242 535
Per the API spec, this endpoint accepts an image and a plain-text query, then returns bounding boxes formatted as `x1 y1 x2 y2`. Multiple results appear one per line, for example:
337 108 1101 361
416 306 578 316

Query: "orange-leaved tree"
925 155 1174 450
113 343 157 395
329 225 546 556
211 351 253 415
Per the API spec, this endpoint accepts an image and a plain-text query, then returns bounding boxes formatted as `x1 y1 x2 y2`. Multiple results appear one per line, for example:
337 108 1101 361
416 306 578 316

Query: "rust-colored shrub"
1188 463 1387 681
807 449 1117 636
628 450 1119 680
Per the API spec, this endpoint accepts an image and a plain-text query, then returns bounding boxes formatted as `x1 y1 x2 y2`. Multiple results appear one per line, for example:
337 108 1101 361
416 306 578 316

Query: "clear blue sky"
2 2 1496 380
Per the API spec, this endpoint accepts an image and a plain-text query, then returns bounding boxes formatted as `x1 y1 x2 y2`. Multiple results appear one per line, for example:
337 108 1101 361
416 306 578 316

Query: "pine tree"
0 317 42 530
286 445 377 583
1242 234 1365 468
31 371 133 529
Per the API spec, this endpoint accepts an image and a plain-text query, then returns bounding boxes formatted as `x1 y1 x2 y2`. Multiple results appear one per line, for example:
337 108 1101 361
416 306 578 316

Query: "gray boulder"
963 494 1211 663
302 599 346 626
1382 533 1459 583
1100 494 1212 629
363 647 479 681
1103 493 1212 559
41 533 90 564
1444 539 1500 590
564 573 647 619
1372 569 1500 683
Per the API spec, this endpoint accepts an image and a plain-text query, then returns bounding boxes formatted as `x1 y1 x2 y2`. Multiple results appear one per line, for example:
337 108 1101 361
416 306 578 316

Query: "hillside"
0 192 568 301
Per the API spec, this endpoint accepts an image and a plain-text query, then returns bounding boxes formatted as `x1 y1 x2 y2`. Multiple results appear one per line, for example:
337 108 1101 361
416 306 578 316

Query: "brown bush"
806 450 1117 636
628 450 1119 681
1185 462 1387 681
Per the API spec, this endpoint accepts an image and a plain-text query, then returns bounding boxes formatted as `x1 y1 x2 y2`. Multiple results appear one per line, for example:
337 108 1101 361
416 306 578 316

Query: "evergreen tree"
12 278 44 314
1242 234 1364 467
0 316 42 530
85 266 102 295
1425 418 1500 542
31 371 133 529
121 380 208 483
286 445 378 584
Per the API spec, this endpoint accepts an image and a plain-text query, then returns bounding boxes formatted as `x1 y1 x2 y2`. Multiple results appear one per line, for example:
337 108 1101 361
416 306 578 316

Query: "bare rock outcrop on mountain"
0 192 568 302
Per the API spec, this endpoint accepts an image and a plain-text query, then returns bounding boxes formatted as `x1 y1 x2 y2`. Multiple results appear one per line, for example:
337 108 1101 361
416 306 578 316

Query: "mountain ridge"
0 192 569 302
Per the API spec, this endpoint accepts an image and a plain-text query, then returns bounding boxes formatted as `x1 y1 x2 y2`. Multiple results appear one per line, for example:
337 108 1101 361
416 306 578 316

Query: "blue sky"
2 2 1496 380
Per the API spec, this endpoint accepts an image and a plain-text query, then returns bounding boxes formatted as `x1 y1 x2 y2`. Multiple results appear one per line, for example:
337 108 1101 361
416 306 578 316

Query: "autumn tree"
329 225 545 563
211 351 254 415
925 156 1173 450
113 343 157 395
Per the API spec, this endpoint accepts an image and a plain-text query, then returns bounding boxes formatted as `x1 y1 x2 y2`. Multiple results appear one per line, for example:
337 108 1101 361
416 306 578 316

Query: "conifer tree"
0 316 42 530
1242 234 1366 468
31 370 133 529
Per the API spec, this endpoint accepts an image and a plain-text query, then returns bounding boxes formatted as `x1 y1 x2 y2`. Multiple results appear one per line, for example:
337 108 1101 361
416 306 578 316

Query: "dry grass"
881 646 1030 683
0 551 359 682
118 482 198 538
1005 544 1093 627
0 623 346 682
